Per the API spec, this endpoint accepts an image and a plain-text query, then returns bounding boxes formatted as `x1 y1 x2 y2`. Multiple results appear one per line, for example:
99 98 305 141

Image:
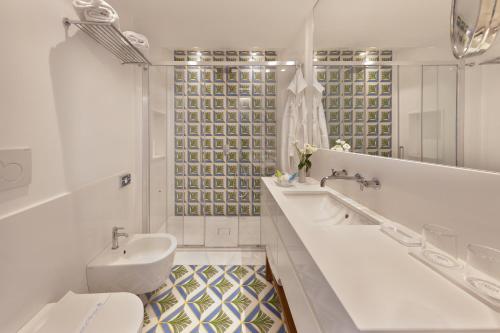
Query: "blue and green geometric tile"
142 265 286 333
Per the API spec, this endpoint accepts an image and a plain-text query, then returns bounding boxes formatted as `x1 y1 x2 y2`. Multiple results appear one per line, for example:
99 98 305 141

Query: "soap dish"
466 277 500 302
274 180 295 188
381 225 421 247
422 248 461 269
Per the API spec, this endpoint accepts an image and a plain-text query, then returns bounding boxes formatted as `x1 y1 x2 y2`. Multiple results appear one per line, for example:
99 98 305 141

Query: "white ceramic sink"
282 191 379 226
87 233 177 294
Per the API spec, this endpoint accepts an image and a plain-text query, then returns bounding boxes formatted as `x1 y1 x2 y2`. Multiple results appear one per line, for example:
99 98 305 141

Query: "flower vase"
298 168 306 183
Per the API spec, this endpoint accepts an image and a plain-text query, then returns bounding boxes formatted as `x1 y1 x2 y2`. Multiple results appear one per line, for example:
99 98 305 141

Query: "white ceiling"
314 0 452 50
110 0 453 53
117 0 316 50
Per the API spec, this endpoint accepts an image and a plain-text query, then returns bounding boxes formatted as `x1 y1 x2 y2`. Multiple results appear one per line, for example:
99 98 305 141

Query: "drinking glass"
422 224 460 268
466 243 500 302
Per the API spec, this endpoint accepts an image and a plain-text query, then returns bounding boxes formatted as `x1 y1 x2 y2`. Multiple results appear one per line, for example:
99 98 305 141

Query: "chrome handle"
399 146 405 159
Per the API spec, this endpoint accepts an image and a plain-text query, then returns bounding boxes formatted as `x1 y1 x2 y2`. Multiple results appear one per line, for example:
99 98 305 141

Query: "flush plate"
0 148 31 192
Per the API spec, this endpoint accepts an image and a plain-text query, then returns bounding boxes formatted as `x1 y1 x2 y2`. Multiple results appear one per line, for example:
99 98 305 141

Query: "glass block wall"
314 49 393 157
173 50 278 217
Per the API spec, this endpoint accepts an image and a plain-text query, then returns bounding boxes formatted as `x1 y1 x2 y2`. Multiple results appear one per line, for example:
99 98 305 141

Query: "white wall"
0 0 141 330
310 150 500 258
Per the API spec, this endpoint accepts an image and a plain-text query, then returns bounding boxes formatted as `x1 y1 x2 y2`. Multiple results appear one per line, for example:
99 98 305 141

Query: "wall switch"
0 148 31 192
120 173 132 188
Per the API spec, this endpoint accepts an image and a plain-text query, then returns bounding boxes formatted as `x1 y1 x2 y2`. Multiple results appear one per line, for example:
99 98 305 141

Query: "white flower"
305 143 318 154
342 143 351 151
331 145 344 151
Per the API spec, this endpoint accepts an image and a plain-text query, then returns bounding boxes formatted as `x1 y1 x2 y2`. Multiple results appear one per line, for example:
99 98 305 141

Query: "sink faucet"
320 169 381 190
320 169 362 187
357 177 382 191
112 226 128 250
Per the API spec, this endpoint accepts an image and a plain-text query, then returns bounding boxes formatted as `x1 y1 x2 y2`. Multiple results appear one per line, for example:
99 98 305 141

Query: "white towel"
123 31 150 49
37 291 110 333
72 0 120 29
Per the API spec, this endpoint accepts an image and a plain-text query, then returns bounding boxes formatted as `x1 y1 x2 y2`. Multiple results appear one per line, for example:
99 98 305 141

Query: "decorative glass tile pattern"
175 50 277 216
142 265 286 333
314 49 393 156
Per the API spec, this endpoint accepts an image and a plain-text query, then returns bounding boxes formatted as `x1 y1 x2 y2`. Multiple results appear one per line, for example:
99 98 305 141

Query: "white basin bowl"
87 233 177 294
282 191 379 226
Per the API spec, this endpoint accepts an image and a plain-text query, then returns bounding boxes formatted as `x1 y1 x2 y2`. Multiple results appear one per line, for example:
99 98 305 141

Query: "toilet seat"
19 292 143 333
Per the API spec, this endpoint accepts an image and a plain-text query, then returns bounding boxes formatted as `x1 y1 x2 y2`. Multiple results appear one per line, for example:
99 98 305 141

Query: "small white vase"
298 168 306 183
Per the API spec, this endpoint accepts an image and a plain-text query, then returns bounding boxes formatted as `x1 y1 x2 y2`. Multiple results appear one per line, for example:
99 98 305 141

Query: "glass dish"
381 225 421 247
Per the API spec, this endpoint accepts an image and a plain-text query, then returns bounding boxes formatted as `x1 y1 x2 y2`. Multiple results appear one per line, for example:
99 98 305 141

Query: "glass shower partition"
146 59 285 247
398 65 458 165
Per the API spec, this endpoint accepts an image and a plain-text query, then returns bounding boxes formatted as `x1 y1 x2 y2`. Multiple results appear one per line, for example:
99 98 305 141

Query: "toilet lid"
19 292 143 333
84 293 143 333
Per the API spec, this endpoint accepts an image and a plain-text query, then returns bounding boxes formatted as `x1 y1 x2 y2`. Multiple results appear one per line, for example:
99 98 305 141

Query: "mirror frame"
451 0 500 59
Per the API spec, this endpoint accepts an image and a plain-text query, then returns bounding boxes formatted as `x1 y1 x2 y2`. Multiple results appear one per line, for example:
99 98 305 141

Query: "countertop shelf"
63 18 151 66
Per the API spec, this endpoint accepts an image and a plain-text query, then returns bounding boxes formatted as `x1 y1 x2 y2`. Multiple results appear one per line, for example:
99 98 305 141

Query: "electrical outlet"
120 173 132 188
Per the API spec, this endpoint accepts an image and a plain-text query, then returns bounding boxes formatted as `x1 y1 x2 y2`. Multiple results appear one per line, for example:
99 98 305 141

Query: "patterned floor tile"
142 265 286 333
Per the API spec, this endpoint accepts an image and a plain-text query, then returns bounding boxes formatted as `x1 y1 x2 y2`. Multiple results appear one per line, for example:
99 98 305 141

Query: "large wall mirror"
313 0 500 173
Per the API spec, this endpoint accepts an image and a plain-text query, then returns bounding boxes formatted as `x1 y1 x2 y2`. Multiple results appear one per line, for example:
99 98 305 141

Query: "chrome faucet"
320 169 381 191
357 177 382 191
112 226 128 250
320 169 362 187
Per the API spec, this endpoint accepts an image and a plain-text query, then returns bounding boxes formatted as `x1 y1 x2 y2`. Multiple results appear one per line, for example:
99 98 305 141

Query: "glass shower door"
162 53 278 247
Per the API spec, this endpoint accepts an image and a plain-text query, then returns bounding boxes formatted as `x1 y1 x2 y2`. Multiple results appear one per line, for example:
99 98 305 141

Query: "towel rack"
63 18 152 66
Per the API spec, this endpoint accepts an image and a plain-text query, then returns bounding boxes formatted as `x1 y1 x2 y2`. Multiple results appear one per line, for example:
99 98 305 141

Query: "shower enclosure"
144 52 294 247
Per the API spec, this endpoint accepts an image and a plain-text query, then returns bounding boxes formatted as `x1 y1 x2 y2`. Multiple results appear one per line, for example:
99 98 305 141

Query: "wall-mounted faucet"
112 226 128 249
320 169 362 187
320 169 381 191
357 177 381 191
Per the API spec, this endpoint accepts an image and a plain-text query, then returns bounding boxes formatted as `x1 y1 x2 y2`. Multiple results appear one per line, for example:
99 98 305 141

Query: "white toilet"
18 291 143 333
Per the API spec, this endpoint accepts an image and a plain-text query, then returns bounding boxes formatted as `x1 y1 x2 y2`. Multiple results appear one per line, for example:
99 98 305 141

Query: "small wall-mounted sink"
282 191 379 226
87 233 177 294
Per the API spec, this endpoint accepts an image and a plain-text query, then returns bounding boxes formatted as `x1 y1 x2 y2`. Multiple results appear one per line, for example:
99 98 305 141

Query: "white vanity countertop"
263 177 500 332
